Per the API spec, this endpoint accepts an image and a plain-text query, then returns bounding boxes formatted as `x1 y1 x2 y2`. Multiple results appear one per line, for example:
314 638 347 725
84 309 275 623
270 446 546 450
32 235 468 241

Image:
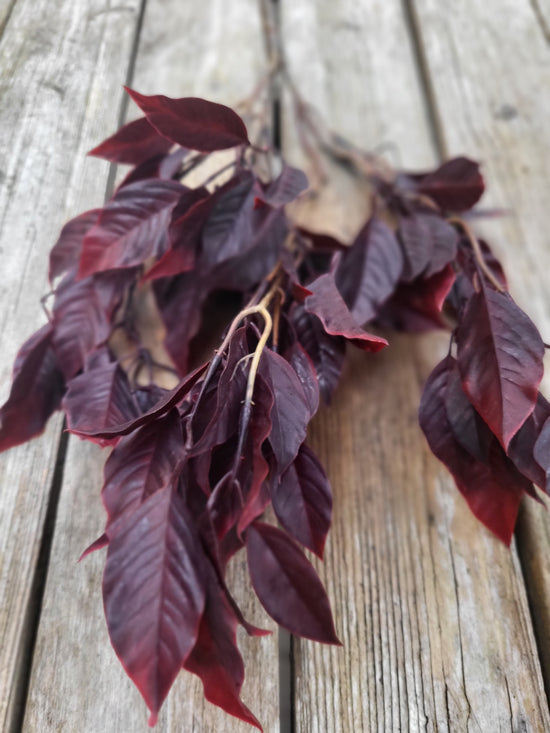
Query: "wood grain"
412 0 550 695
0 1 143 730
21 1 281 732
281 0 550 730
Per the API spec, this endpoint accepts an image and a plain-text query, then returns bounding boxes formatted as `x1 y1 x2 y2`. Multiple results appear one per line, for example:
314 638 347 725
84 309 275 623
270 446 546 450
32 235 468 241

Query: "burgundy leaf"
118 148 187 189
286 340 320 418
375 264 455 332
456 286 544 450
335 216 404 324
210 207 287 292
88 116 173 165
183 563 262 730
272 444 332 558
49 209 100 283
257 165 308 207
292 305 346 404
145 186 210 280
63 360 140 441
207 473 244 540
509 393 550 491
416 157 484 211
74 360 207 440
201 173 255 267
79 532 109 561
0 324 65 452
103 480 206 725
52 272 127 379
246 522 340 643
153 272 208 375
101 409 183 527
444 365 492 464
534 415 550 493
78 179 185 278
125 87 250 152
398 210 458 281
304 273 388 352
259 349 311 475
419 356 531 544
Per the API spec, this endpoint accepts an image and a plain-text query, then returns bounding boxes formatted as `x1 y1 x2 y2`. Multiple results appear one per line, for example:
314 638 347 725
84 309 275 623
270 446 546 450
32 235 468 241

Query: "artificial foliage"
1 81 549 728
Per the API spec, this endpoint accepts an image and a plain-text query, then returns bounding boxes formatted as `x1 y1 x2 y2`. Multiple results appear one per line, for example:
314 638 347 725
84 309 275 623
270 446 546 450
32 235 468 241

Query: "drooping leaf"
272 443 332 558
101 409 183 527
246 521 340 643
304 273 388 352
456 285 544 450
201 173 256 267
103 479 206 726
398 210 458 281
399 157 484 211
63 359 141 441
258 348 311 475
183 562 262 730
292 305 346 404
375 264 455 332
509 392 550 491
88 116 173 165
419 355 531 544
49 209 100 283
144 186 211 280
257 165 308 208
125 87 250 151
0 324 65 452
76 361 207 440
335 215 404 324
444 365 492 464
286 340 320 418
153 271 208 375
52 271 132 378
78 179 185 278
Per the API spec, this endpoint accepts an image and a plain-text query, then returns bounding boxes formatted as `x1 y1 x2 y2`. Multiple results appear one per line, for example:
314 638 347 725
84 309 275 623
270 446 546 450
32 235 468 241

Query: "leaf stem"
447 216 506 293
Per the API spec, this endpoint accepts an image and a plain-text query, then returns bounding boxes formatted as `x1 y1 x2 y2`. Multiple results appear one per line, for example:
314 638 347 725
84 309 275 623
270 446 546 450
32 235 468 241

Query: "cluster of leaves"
1 86 548 728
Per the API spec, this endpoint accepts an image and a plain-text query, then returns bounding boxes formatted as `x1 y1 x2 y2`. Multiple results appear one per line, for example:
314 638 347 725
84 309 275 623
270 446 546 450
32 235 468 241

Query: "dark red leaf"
88 116 173 165
201 173 255 267
304 273 388 352
272 444 332 558
257 165 308 207
456 286 544 450
78 179 185 278
125 87 250 152
118 148 187 189
49 209 100 283
286 340 320 418
335 216 404 324
63 360 140 441
398 210 458 281
444 366 492 464
533 414 550 493
246 522 340 643
0 324 65 452
292 305 346 404
101 409 183 527
509 393 550 491
419 356 531 544
183 563 262 730
153 272 208 375
258 349 311 475
74 360 207 440
416 157 484 211
144 186 210 280
375 264 455 332
103 480 206 725
79 532 109 561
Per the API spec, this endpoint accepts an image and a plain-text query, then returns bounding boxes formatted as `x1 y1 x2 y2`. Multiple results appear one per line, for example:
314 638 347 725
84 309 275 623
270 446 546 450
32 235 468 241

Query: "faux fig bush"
1 82 549 729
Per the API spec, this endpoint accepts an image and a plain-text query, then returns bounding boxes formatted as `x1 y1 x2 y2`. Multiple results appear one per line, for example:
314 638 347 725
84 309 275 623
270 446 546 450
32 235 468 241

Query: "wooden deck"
2 1 550 730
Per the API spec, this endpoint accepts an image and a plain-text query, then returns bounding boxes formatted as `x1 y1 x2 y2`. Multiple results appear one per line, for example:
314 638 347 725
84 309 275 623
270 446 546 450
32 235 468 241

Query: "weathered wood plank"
412 0 550 697
281 0 550 730
0 1 144 730
22 1 280 732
